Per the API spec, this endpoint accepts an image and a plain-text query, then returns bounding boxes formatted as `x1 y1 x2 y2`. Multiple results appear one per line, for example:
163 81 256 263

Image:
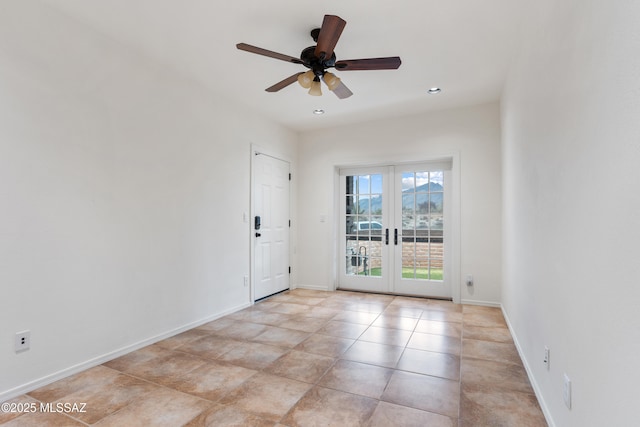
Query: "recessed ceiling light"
428 87 442 94
313 109 325 115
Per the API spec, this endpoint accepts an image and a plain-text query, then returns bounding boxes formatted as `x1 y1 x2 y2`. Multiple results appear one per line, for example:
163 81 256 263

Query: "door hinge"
289 266 291 274
289 173 291 181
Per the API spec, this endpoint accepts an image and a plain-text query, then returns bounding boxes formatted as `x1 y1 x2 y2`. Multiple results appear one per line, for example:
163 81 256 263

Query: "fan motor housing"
300 46 336 76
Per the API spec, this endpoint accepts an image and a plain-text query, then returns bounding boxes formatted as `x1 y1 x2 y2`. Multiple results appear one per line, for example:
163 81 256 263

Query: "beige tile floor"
0 289 548 426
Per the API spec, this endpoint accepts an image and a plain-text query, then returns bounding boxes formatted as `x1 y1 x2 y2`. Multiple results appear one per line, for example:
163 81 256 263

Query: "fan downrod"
310 28 320 42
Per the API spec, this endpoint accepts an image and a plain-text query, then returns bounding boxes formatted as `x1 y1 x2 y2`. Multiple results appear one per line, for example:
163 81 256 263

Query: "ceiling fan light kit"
323 72 341 91
236 14 401 99
308 77 322 96
297 70 314 89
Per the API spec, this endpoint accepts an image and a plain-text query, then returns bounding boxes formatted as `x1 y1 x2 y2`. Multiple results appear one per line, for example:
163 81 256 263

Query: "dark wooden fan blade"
314 15 346 60
331 80 353 99
265 72 304 92
335 57 402 71
236 43 303 64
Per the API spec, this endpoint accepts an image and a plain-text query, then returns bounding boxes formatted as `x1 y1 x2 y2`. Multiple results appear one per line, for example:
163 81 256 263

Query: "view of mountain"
358 182 444 214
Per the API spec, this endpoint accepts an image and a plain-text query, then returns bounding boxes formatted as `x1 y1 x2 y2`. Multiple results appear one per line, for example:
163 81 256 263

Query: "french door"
338 162 452 299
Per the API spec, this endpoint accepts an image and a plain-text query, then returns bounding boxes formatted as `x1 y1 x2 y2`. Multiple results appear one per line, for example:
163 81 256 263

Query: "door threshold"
254 288 291 303
336 287 453 302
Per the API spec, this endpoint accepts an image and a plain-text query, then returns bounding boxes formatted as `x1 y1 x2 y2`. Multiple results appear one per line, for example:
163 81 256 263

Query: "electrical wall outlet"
15 330 30 352
543 346 550 369
563 373 572 409
466 274 473 286
244 275 249 287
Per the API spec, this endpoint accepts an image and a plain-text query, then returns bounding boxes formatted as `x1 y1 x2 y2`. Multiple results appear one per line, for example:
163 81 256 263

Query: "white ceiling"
41 0 526 131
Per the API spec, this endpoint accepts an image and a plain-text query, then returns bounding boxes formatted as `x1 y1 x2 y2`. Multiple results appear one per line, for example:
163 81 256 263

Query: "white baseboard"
0 302 250 403
460 299 501 307
500 304 555 427
293 284 332 292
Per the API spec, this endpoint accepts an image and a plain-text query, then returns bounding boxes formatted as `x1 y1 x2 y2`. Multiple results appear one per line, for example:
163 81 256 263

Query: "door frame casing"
250 144 292 303
332 154 461 303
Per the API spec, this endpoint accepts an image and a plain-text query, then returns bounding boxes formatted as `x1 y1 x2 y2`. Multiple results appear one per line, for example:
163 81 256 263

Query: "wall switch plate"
543 346 550 369
15 330 30 352
563 373 572 409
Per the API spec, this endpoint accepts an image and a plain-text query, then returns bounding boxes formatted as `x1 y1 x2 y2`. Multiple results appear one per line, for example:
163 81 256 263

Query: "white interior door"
253 153 290 301
338 162 452 299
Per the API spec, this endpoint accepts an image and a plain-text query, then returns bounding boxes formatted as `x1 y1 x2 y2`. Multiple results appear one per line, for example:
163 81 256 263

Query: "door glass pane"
346 215 357 235
358 175 370 193
429 242 444 280
402 237 416 278
430 171 444 187
358 196 371 215
345 195 356 215
345 174 383 277
402 191 415 237
369 240 382 276
371 174 383 194
401 172 415 192
416 254 429 279
371 215 383 234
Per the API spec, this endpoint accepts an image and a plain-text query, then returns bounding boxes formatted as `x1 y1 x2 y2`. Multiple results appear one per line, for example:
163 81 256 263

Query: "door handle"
385 228 389 245
394 228 398 245
255 232 261 237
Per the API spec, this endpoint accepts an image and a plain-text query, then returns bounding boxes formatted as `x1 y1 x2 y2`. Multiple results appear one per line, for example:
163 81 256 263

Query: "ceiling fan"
236 14 401 99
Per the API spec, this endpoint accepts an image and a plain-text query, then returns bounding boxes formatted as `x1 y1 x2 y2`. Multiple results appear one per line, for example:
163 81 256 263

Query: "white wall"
0 2 297 399
501 1 640 425
297 103 502 305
